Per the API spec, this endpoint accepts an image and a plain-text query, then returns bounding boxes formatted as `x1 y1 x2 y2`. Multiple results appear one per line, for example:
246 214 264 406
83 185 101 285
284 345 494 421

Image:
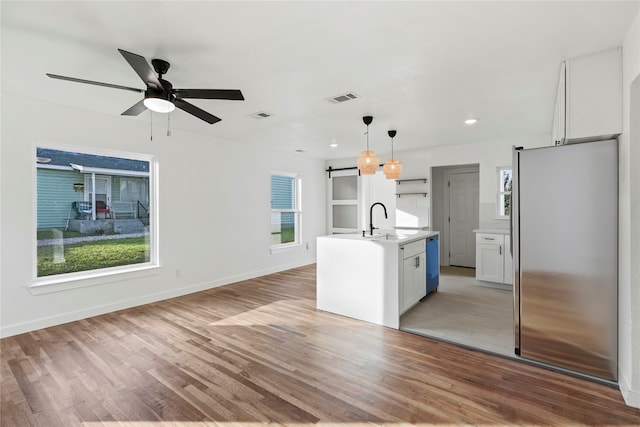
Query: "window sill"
270 243 305 255
29 264 163 295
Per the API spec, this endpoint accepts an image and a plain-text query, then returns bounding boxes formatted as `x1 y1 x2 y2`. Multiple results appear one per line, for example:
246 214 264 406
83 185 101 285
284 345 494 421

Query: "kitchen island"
317 230 439 329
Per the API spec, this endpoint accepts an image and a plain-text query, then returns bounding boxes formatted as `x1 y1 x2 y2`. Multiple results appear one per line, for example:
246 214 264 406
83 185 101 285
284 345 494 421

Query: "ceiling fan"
46 49 244 124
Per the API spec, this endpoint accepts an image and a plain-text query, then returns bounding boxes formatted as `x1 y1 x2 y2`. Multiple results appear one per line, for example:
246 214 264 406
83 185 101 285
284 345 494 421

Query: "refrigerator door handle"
512 146 522 354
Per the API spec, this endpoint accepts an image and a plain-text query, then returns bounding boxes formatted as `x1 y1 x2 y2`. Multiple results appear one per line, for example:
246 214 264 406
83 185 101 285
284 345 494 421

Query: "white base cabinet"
399 239 427 314
475 232 512 285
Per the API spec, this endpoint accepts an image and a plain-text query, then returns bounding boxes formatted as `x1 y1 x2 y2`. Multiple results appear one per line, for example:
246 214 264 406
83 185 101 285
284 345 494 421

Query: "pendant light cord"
391 135 394 159
365 125 370 150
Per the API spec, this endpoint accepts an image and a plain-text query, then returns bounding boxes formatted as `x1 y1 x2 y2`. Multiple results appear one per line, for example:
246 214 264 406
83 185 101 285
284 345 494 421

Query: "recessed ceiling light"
465 118 478 125
329 143 338 148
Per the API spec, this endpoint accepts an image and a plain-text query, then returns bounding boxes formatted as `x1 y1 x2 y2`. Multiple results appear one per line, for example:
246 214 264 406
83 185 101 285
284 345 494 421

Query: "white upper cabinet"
553 47 622 145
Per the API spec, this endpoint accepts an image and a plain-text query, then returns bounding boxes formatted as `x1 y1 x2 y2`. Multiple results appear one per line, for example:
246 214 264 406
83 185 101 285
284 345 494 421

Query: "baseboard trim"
619 370 640 409
0 258 315 338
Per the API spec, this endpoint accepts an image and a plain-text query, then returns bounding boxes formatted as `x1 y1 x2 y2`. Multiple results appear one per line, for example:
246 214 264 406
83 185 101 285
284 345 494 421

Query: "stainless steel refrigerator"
512 139 618 382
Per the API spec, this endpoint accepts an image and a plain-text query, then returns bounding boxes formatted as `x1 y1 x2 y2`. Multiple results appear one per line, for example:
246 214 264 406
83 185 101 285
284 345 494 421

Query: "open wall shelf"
396 192 428 198
395 177 428 197
396 178 427 184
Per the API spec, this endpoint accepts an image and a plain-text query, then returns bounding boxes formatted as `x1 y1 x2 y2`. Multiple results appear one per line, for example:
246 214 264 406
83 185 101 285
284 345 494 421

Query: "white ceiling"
2 1 638 160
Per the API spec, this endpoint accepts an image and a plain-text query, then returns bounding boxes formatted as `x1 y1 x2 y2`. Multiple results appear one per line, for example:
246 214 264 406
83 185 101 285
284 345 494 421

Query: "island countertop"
318 229 438 245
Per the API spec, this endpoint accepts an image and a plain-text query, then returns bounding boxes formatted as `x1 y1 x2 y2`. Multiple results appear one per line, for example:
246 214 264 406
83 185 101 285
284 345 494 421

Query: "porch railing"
137 201 150 224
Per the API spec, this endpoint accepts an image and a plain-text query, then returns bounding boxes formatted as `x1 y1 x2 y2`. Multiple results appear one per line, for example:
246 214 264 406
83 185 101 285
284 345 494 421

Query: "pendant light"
383 130 402 179
357 115 379 175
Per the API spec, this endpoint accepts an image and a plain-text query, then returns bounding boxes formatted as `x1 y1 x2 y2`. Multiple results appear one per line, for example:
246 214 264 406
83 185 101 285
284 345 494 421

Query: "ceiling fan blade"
174 98 221 124
117 49 162 90
46 73 143 93
121 100 147 116
172 89 244 101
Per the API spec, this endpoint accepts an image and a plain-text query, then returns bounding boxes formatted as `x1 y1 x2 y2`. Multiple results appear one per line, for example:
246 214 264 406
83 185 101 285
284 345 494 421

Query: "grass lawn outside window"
37 236 150 277
270 225 295 246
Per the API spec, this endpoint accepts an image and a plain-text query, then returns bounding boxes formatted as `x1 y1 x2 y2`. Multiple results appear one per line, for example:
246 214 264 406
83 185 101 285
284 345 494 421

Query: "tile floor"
400 266 515 357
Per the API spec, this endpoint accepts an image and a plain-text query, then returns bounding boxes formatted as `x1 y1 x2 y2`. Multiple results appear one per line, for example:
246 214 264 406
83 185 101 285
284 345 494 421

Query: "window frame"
31 144 160 293
270 171 302 252
497 165 512 219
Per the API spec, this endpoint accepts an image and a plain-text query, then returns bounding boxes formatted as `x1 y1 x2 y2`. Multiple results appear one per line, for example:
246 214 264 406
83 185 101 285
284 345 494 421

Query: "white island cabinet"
317 230 438 329
400 239 427 314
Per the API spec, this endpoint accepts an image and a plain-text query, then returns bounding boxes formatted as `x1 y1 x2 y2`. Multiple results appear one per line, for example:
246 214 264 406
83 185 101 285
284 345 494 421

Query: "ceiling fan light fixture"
144 90 175 113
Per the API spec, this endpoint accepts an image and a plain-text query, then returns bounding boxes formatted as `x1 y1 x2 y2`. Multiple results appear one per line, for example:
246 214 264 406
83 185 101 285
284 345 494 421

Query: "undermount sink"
364 232 404 241
363 233 384 238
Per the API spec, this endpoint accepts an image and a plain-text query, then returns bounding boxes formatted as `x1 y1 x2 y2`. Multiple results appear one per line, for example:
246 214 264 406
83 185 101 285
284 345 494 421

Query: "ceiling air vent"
249 111 273 119
325 92 360 104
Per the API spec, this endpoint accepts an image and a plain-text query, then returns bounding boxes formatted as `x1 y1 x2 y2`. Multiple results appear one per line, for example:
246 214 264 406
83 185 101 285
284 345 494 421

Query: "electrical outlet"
176 268 182 278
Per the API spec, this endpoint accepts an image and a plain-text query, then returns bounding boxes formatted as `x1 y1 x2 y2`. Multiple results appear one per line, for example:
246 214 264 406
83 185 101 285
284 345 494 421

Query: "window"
35 147 156 280
497 166 512 218
120 177 149 204
271 173 301 248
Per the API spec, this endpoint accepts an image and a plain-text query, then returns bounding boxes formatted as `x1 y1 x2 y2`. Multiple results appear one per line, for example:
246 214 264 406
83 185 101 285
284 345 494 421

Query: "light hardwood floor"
2 264 639 426
400 266 514 357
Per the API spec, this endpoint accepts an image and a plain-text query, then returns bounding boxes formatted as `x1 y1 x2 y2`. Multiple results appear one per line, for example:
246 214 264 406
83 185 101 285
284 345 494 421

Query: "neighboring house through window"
35 147 156 280
270 172 301 248
497 166 512 218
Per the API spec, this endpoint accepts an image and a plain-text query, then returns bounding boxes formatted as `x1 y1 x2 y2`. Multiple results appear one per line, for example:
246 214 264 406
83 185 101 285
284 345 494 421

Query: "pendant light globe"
383 158 402 179
357 116 379 175
358 150 380 175
383 130 402 179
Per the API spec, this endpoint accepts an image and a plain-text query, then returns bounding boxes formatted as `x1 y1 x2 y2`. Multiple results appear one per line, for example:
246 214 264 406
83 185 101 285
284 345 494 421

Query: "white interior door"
449 172 479 267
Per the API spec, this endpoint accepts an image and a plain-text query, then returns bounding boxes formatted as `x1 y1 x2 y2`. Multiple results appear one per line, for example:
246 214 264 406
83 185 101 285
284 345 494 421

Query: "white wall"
326 135 546 233
619 9 640 409
0 94 326 337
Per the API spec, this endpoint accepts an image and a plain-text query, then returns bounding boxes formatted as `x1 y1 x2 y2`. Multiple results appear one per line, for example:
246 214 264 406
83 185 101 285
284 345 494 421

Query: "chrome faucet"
369 202 388 236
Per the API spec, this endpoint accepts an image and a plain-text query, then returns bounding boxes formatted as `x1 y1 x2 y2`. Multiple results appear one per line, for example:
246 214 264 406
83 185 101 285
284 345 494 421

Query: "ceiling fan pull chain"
167 113 171 137
150 110 153 142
